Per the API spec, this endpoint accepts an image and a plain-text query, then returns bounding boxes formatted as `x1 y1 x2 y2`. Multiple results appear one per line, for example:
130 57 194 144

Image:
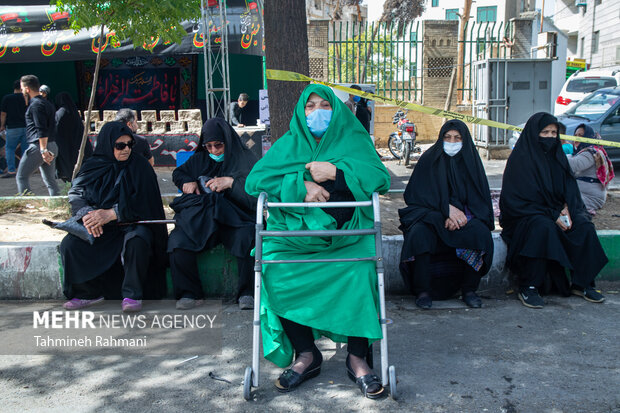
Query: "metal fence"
327 20 514 104
458 20 513 102
328 21 422 102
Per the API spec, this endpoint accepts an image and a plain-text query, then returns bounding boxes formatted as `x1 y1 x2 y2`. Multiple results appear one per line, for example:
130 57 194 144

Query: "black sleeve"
141 139 152 160
224 176 257 212
31 102 52 140
0 96 7 113
67 183 91 216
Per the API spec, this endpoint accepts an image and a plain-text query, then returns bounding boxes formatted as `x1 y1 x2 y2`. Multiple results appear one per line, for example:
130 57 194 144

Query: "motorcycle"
387 110 419 165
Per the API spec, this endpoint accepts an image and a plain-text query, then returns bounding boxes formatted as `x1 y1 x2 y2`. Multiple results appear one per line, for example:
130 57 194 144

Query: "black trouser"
517 256 592 291
72 236 151 300
412 252 481 297
279 317 369 359
170 248 254 300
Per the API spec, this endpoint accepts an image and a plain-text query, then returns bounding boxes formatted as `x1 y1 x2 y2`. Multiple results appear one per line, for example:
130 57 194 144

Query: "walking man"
17 75 60 195
0 80 28 178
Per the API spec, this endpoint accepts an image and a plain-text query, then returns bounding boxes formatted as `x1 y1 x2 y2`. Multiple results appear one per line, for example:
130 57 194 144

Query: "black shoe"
462 291 482 308
415 293 432 310
518 286 544 309
346 354 386 399
571 286 605 303
274 346 322 393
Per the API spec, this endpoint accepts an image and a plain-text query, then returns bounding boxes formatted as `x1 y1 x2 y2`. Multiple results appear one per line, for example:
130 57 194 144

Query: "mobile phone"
560 215 570 227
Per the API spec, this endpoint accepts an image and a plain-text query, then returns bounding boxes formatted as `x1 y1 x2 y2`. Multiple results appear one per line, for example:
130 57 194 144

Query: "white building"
552 0 620 69
306 0 368 23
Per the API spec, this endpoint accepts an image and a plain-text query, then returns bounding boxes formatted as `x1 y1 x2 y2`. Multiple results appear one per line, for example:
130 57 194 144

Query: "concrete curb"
1 231 619 299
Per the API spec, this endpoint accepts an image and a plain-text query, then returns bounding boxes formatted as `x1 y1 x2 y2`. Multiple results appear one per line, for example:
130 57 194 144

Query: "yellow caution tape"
266 69 620 148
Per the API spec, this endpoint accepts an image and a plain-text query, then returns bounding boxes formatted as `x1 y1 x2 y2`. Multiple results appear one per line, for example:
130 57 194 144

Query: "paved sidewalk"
1 283 619 412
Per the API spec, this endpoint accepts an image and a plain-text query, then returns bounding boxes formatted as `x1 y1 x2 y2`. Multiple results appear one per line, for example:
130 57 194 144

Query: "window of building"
431 0 438 7
592 31 599 54
579 36 585 58
477 6 497 22
446 8 459 20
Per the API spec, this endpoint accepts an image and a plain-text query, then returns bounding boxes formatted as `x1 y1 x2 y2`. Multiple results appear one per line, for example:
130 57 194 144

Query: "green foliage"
51 0 201 47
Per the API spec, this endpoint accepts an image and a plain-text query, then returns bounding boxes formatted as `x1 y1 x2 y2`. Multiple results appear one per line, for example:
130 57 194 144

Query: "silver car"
556 86 620 163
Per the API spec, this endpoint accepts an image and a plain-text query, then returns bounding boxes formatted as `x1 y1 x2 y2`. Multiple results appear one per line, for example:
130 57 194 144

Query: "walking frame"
243 192 397 400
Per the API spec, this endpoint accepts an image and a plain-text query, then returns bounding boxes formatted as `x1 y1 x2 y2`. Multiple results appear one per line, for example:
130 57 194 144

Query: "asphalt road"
1 285 619 412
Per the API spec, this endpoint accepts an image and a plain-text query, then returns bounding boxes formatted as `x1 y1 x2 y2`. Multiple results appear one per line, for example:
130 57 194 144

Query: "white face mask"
443 141 463 156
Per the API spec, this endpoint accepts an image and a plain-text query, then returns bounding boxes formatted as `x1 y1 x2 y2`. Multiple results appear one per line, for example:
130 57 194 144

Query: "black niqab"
499 112 607 287
168 118 258 254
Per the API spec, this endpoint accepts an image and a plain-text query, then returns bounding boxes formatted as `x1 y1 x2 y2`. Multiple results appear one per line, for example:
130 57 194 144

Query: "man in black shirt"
17 74 60 196
229 93 251 127
0 79 28 177
115 108 154 167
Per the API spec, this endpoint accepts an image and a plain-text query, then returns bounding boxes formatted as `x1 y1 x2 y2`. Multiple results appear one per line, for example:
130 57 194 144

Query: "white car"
554 69 620 116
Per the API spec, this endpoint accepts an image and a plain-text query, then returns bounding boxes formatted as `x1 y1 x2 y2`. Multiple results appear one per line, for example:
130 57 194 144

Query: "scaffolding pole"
201 0 231 121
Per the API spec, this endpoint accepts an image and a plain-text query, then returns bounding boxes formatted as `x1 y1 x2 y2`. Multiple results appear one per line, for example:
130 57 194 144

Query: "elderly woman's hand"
83 208 117 237
206 177 234 193
182 182 200 194
304 181 330 202
305 162 337 183
447 204 468 230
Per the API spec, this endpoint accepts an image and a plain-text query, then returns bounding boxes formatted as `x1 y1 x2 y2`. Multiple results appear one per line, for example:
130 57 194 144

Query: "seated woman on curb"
61 122 168 312
500 113 608 309
168 118 257 310
245 84 391 399
563 123 614 215
399 120 494 310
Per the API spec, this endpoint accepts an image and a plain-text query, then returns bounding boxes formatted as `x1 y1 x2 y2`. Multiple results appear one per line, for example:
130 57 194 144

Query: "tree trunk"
264 0 309 141
456 0 472 104
72 24 104 180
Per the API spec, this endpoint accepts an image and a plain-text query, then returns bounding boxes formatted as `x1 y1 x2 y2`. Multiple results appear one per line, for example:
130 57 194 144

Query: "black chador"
499 112 607 293
399 120 494 300
60 122 167 300
168 118 257 300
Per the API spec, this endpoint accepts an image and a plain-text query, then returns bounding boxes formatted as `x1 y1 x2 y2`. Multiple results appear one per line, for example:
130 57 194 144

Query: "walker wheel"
389 365 398 400
243 366 253 401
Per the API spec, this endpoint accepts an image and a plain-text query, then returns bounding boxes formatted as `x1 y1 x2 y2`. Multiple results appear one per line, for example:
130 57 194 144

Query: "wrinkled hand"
82 208 116 238
556 205 572 231
182 182 200 194
304 181 330 203
305 162 337 183
206 176 234 193
445 204 467 231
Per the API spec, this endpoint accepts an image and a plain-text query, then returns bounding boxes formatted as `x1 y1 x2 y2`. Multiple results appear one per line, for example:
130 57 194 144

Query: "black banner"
0 0 264 63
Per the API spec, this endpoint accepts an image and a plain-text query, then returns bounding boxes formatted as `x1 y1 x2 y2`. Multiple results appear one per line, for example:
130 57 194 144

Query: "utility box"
472 58 554 150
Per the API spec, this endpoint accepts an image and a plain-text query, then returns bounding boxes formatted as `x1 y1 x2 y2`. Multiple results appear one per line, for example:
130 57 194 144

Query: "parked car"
554 69 620 116
556 86 620 163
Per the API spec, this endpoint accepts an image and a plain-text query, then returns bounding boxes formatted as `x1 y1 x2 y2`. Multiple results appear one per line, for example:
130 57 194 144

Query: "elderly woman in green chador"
245 84 391 399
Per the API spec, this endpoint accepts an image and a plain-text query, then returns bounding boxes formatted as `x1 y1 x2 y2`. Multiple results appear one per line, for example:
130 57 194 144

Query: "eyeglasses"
114 141 135 150
203 142 224 150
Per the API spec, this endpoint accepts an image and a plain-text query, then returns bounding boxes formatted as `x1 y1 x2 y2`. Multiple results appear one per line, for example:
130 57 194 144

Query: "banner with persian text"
0 0 264 63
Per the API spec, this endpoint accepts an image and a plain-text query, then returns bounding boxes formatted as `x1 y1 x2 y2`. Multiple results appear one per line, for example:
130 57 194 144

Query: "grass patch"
0 199 25 215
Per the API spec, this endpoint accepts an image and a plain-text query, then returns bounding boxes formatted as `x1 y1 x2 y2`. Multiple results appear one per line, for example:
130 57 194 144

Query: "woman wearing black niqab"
399 120 494 309
499 112 608 308
60 121 168 312
168 118 257 310
54 92 92 181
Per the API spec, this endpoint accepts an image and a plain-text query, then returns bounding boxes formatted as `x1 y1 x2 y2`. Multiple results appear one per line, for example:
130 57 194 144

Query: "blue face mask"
443 141 462 156
353 96 361 103
306 109 333 138
562 143 574 155
209 153 224 162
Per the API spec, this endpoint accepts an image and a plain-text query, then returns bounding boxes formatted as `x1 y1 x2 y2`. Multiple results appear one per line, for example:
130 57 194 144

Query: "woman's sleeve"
225 176 258 212
67 183 90 216
567 151 595 176
172 156 197 189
